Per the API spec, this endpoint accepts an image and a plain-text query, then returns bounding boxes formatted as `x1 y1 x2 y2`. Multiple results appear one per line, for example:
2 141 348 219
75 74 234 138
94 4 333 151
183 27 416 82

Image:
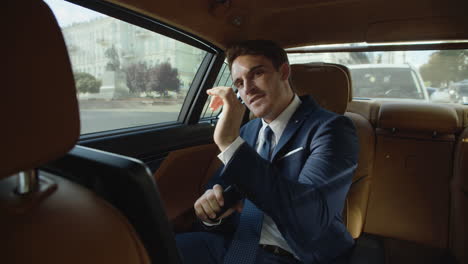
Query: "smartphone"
236 91 244 105
212 185 243 220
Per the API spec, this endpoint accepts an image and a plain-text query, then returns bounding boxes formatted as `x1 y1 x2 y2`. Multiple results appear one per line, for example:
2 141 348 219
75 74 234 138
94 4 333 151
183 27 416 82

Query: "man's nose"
244 79 256 94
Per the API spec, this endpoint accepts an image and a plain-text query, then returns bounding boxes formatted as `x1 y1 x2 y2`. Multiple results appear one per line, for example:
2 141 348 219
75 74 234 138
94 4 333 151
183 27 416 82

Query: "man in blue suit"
176 40 359 264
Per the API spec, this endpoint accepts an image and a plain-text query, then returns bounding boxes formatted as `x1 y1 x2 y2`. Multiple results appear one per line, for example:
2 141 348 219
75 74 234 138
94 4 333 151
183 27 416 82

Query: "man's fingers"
219 207 235 220
207 86 237 110
207 86 231 97
209 96 223 111
207 88 227 111
194 200 208 221
194 195 216 221
205 189 221 213
213 184 224 207
194 188 243 222
194 186 227 222
207 86 245 152
200 199 217 219
218 200 244 219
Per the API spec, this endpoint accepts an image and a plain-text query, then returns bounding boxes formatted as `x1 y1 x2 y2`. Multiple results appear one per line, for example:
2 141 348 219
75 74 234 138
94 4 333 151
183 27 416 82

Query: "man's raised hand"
207 86 245 152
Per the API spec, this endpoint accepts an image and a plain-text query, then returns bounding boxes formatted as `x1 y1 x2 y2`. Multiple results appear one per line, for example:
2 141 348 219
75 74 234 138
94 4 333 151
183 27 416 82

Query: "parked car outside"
430 88 453 103
426 87 437 96
347 64 430 101
449 79 468 104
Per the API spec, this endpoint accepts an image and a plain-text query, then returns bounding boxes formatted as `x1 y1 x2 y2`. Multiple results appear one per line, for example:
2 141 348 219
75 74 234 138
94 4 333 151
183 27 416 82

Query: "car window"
350 67 424 99
288 47 468 104
45 0 208 134
200 62 233 119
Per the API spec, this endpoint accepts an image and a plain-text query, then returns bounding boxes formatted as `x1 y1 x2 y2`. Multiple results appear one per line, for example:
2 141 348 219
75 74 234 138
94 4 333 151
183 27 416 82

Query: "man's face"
231 55 293 123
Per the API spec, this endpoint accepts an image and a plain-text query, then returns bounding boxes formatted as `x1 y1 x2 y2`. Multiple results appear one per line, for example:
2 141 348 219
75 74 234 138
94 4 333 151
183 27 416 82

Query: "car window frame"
60 0 225 141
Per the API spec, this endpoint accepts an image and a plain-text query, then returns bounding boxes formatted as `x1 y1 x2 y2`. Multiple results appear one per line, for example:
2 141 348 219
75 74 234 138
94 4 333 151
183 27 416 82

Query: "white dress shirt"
217 95 301 256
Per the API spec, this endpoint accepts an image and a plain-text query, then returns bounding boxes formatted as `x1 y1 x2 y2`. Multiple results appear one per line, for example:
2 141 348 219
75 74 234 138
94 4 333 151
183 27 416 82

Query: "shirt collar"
261 94 301 143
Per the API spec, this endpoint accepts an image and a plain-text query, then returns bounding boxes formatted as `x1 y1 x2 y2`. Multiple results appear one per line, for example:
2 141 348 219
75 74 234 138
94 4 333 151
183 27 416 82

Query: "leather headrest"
290 63 352 114
1 0 80 178
378 103 459 134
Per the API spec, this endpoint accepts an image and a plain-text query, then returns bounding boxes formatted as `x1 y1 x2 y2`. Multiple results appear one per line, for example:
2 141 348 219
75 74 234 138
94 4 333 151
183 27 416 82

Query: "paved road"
80 110 180 134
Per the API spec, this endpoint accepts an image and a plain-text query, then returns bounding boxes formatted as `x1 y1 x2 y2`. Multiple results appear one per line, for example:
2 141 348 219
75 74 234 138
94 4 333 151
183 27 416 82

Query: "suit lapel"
240 96 319 159
272 96 318 160
241 118 262 148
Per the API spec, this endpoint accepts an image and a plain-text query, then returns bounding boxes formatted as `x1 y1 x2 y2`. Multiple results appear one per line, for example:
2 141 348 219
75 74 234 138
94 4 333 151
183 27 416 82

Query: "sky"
44 0 104 27
405 51 433 69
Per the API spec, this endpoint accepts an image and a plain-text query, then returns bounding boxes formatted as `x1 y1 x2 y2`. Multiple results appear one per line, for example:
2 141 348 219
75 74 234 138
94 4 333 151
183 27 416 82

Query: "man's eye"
235 81 243 89
254 70 264 76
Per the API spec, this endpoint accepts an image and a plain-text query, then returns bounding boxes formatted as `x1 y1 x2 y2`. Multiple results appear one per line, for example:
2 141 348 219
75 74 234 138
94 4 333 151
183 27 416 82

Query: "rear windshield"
288 47 468 104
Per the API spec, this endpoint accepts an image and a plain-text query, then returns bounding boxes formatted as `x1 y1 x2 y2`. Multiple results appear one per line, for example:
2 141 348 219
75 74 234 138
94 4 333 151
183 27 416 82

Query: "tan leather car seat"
154 143 221 232
289 62 352 114
0 1 149 263
290 62 374 239
450 126 468 263
365 103 459 249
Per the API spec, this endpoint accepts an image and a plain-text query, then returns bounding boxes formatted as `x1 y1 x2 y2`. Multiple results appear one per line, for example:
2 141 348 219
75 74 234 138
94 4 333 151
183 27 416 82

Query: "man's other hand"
194 184 243 223
207 86 245 152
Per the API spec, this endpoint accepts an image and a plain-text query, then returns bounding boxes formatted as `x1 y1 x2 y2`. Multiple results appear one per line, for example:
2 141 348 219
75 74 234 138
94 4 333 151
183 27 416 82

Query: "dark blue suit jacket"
213 96 359 263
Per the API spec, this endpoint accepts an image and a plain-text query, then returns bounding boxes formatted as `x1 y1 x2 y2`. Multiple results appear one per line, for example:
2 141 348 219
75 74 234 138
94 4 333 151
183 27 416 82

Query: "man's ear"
279 63 290 81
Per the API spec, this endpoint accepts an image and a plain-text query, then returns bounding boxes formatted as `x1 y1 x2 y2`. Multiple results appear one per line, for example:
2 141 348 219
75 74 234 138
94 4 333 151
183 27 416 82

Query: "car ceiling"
106 0 468 49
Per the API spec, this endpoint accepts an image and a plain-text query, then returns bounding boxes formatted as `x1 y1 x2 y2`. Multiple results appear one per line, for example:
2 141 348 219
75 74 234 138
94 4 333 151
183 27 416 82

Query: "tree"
123 62 149 94
104 45 120 71
420 50 468 87
73 72 101 94
122 61 181 97
147 65 162 95
146 62 180 97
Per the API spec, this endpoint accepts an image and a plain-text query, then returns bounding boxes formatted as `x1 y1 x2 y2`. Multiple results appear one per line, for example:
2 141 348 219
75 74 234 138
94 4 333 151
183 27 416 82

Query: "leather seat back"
1 172 150 264
154 144 221 232
343 112 374 239
290 62 352 114
1 1 150 263
365 102 459 248
450 126 468 263
2 0 79 176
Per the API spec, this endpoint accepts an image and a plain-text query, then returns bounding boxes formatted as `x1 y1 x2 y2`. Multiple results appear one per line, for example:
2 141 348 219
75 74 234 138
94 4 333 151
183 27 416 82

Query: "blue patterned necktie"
224 126 273 264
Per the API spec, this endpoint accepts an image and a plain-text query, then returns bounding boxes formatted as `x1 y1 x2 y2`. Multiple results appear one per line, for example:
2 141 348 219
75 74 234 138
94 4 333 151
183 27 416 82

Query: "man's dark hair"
226 40 289 70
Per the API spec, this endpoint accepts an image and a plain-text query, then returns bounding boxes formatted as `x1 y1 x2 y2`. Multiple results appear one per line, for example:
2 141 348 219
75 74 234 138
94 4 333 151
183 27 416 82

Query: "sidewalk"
78 98 185 112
